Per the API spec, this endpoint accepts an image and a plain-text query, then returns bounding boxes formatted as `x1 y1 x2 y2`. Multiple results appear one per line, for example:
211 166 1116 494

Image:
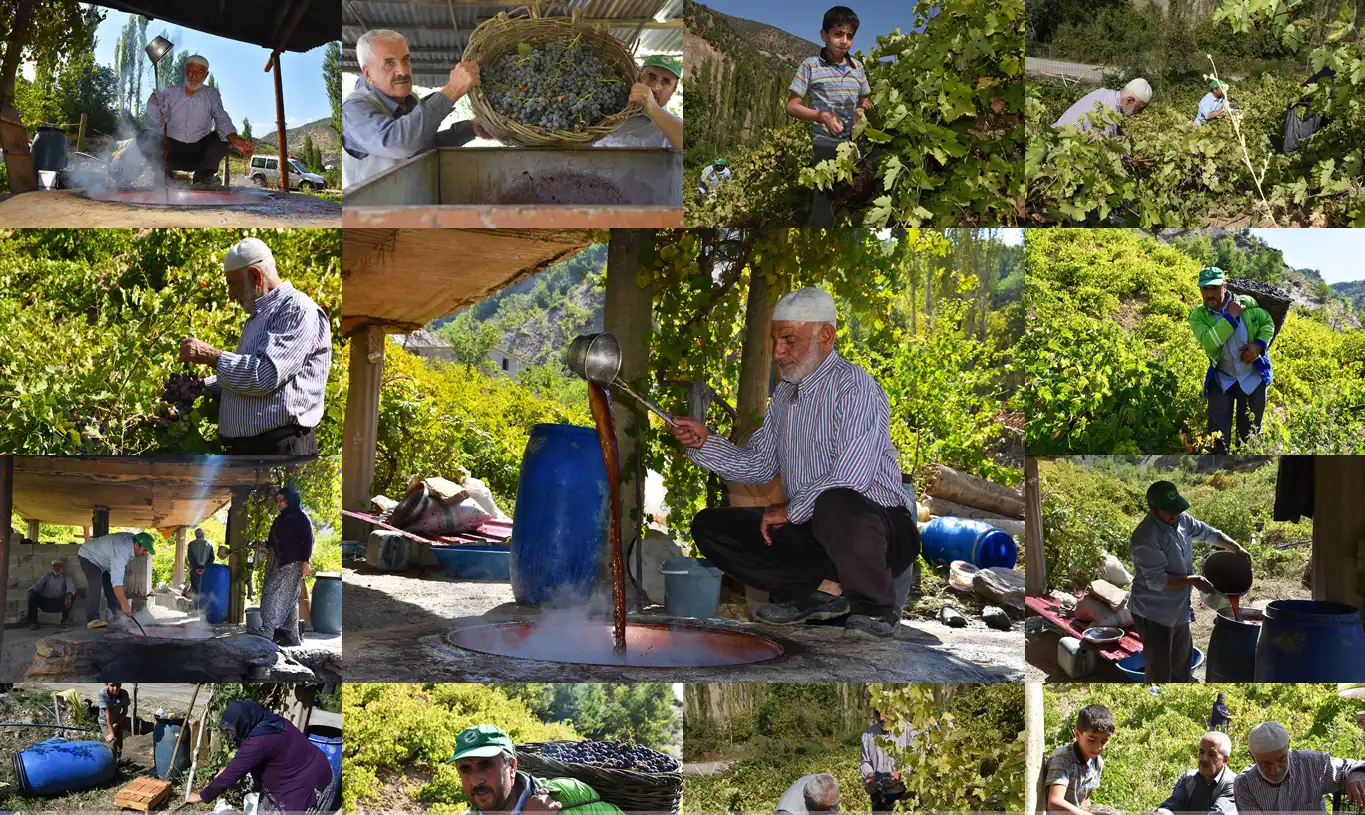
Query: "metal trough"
342 147 681 228
446 621 783 667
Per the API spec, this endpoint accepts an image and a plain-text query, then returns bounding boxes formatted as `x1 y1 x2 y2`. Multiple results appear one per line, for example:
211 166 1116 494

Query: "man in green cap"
1129 481 1249 682
77 531 155 629
596 54 682 151
1195 79 1230 125
1189 266 1276 454
449 725 625 815
698 157 731 204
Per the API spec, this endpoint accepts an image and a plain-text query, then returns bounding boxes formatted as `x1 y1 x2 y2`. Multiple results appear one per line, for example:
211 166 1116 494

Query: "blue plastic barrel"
311 572 342 634
919 517 1018 569
200 563 230 624
12 738 115 796
307 725 343 795
1206 608 1260 682
153 715 192 779
1255 600 1365 682
510 424 610 606
30 127 68 172
661 557 724 618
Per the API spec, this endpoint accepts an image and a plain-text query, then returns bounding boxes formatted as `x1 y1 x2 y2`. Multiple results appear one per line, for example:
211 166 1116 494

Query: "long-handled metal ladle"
566 333 678 427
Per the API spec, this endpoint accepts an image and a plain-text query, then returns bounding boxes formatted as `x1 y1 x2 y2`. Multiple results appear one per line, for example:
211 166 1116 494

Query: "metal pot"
565 333 677 426
1203 550 1253 596
145 36 174 65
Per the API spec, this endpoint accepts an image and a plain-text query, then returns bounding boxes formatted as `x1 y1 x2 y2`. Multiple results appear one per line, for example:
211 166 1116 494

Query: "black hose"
0 722 99 733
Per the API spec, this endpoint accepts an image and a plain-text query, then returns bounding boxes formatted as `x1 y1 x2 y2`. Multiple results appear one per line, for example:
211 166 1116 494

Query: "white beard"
238 286 259 314
777 340 827 384
186 80 205 92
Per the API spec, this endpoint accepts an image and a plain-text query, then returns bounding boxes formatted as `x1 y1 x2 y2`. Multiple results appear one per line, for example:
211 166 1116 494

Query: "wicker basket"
464 4 641 147
1226 277 1291 344
515 741 682 814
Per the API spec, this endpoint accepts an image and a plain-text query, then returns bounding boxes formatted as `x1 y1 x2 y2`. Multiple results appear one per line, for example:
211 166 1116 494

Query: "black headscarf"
220 700 289 746
278 487 303 517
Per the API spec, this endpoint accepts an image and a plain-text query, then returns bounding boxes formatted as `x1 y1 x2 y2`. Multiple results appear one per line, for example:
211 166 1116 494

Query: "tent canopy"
90 0 340 54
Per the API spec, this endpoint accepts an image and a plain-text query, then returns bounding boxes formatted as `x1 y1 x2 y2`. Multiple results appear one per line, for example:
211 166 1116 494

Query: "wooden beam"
26 519 39 543
272 52 289 193
342 325 385 543
173 527 188 591
0 456 13 661
1024 456 1045 596
1311 456 1365 612
226 488 250 625
1025 682 1044 813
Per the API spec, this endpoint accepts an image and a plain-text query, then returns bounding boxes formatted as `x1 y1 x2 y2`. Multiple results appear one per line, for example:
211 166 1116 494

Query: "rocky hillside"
253 117 339 162
1333 279 1365 311
706 6 821 64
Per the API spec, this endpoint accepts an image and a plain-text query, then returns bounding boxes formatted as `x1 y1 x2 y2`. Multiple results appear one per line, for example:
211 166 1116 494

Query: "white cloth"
773 288 837 324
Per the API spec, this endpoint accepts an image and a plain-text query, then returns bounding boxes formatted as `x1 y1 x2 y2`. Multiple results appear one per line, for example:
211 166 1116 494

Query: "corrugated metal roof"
342 0 680 86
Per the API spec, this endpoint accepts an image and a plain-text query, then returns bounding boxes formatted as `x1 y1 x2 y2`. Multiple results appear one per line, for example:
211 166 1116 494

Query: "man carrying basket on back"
1189 267 1276 454
450 725 626 815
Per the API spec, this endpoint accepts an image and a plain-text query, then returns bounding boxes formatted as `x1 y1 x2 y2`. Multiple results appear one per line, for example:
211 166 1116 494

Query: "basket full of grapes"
464 4 641 147
515 740 682 813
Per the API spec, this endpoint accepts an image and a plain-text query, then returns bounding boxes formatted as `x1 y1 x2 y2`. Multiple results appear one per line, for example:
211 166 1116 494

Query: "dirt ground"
0 188 340 227
1024 576 1309 682
0 684 218 813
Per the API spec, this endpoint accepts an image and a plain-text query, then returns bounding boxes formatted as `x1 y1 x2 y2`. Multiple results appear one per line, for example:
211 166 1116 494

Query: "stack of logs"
920 465 1025 538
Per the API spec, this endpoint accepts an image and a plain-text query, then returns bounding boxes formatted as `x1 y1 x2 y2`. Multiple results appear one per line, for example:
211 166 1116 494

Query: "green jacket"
1188 294 1275 392
463 773 626 815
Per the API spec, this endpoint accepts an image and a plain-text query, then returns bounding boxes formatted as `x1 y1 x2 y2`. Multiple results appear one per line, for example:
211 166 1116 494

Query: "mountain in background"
1332 279 1365 310
253 117 339 163
684 0 810 162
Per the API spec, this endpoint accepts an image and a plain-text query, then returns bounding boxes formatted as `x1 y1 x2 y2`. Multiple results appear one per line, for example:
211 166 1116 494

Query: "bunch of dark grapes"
537 740 679 774
482 37 631 132
160 372 205 414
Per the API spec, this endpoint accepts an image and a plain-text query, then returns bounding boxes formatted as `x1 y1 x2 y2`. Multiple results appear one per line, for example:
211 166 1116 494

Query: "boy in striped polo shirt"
786 6 871 227
1045 704 1113 815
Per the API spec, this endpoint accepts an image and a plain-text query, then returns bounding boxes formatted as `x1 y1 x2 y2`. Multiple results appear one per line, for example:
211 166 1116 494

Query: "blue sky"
1249 229 1364 283
87 7 334 133
698 0 917 52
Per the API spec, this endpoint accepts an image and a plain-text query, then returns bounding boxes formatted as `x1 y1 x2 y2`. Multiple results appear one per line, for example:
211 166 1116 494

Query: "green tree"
169 50 187 87
0 0 99 111
241 117 252 140
434 309 503 371
322 41 342 145
302 133 318 172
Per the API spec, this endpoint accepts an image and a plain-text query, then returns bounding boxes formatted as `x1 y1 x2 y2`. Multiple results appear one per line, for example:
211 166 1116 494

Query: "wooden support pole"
173 527 188 590
0 456 13 654
342 325 385 543
76 111 87 153
226 488 250 625
1026 681 1044 813
26 519 39 543
271 51 288 192
600 230 654 605
1310 456 1365 614
1024 457 1045 596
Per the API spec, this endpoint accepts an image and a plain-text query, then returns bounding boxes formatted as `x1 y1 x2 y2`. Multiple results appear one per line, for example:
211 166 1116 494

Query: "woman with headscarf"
1209 692 1232 732
256 487 313 646
186 700 336 815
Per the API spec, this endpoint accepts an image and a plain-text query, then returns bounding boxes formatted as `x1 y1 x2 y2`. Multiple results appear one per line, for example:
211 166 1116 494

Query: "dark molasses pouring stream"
587 382 627 655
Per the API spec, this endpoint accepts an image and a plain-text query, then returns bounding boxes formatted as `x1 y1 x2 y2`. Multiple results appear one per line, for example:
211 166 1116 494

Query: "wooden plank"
115 777 172 811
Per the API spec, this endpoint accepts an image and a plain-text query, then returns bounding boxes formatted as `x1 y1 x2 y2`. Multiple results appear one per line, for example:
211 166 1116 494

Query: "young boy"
786 6 872 227
98 681 131 760
1045 704 1114 815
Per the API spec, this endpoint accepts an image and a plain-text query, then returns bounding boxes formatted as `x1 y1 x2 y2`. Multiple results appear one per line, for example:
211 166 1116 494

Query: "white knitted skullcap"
1248 721 1290 755
1123 78 1153 104
773 288 838 325
223 237 275 274
186 55 210 69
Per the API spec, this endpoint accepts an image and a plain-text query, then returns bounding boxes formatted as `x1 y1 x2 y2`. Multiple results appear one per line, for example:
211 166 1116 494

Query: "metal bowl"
565 333 621 385
145 36 173 64
1081 626 1124 645
1203 550 1253 596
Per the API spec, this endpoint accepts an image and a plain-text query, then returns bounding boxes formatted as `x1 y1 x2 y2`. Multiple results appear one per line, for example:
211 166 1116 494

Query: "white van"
249 155 326 191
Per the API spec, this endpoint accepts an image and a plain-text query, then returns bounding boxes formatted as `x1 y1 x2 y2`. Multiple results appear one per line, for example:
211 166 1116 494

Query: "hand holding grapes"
179 337 222 366
820 110 845 137
444 61 480 102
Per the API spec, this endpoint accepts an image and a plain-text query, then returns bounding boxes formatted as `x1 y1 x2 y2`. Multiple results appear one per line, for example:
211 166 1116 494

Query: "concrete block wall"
5 543 88 616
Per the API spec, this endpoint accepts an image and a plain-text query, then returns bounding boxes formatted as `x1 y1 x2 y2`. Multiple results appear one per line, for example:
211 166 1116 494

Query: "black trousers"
1133 613 1193 683
136 130 231 184
1207 379 1267 454
806 144 839 228
691 488 919 618
79 556 122 622
26 593 72 622
223 425 317 456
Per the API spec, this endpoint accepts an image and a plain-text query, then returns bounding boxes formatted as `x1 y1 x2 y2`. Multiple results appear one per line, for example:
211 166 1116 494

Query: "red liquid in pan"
587 382 627 655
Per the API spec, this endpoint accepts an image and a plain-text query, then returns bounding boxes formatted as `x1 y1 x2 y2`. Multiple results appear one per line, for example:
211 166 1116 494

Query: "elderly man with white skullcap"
178 238 332 455
1053 78 1153 138
668 288 920 639
123 55 254 187
1233 722 1365 814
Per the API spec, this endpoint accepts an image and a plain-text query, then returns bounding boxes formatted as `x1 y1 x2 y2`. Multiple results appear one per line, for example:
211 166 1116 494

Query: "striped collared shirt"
790 49 870 147
1233 750 1365 814
1045 742 1104 810
147 84 237 144
686 350 910 524
204 281 332 440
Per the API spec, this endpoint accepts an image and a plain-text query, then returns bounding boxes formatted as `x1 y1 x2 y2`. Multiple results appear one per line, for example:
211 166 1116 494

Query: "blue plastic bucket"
153 716 192 779
429 544 511 580
12 738 115 796
1254 600 1365 682
1115 647 1205 682
661 557 724 618
306 725 342 796
200 563 230 624
510 424 610 606
311 573 342 634
919 517 1017 569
